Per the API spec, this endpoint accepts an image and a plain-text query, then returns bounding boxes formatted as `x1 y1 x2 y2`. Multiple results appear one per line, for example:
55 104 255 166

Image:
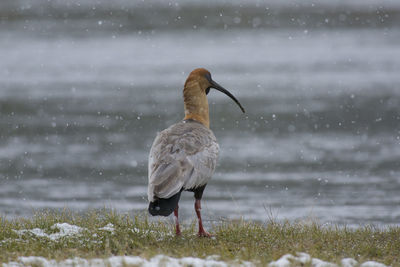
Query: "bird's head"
184 68 245 113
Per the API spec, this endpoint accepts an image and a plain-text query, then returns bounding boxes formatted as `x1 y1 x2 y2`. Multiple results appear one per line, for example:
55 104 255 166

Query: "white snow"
99 223 115 233
13 223 84 241
360 262 387 267
3 255 253 267
341 258 358 267
3 253 389 267
268 253 387 267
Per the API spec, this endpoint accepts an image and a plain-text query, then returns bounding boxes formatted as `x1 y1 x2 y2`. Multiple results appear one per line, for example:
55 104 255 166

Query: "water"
1 0 400 227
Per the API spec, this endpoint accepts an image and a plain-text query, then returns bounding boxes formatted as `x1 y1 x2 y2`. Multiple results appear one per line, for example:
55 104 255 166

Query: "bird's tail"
148 191 182 216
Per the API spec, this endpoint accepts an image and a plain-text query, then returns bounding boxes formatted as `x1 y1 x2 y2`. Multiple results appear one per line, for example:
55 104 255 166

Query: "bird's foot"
197 229 213 237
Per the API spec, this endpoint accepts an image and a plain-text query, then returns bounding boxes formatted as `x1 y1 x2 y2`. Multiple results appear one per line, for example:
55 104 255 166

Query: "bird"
147 68 245 237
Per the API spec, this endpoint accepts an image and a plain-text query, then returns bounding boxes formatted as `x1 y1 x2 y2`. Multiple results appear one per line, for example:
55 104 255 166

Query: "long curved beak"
210 80 245 113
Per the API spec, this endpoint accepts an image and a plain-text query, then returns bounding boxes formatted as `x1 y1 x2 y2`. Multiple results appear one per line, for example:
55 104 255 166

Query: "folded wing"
148 120 219 201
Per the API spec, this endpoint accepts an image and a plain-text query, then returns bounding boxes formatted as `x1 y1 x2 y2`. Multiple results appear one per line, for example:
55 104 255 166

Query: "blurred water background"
1 0 400 226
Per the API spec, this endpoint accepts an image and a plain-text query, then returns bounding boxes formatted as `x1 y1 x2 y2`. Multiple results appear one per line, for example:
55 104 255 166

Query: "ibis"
147 68 245 237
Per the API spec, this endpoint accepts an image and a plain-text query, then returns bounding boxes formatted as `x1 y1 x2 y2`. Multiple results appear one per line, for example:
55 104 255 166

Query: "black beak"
210 80 245 113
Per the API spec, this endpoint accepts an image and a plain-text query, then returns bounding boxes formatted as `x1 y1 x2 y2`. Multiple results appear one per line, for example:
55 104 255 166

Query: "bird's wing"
148 121 219 201
184 136 219 190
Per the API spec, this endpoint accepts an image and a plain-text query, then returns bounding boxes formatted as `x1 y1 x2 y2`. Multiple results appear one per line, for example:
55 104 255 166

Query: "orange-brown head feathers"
184 68 213 95
183 68 212 127
183 68 245 128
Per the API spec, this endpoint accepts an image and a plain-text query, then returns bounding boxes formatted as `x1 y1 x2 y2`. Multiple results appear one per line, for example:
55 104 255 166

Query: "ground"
0 210 399 266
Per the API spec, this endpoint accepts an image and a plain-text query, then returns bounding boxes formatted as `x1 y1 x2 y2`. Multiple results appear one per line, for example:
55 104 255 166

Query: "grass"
1 209 399 266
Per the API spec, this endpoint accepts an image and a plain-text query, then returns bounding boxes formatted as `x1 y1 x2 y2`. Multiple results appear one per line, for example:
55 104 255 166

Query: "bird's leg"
195 199 212 237
174 205 181 236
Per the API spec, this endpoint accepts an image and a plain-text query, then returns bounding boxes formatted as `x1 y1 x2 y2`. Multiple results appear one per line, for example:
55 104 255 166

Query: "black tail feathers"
148 192 181 216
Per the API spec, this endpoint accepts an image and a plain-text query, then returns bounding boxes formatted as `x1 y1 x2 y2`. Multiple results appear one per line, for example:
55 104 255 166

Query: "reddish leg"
174 205 181 236
195 199 212 237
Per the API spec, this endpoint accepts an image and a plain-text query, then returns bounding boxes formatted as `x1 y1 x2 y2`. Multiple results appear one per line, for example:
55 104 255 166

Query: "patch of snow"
18 256 51 267
2 252 389 267
268 253 387 267
268 254 295 267
0 238 26 246
341 258 358 267
131 227 174 241
131 227 141 233
4 255 254 267
206 255 221 261
295 252 311 263
360 262 387 267
108 256 144 266
51 223 84 239
13 223 84 241
13 228 48 238
311 258 337 267
3 254 390 267
131 227 157 234
99 223 115 232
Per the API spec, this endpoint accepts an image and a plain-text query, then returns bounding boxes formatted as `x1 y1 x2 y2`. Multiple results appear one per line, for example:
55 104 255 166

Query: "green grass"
1 209 399 266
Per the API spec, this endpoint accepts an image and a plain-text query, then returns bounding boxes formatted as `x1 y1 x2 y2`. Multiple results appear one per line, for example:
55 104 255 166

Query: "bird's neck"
183 81 210 128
